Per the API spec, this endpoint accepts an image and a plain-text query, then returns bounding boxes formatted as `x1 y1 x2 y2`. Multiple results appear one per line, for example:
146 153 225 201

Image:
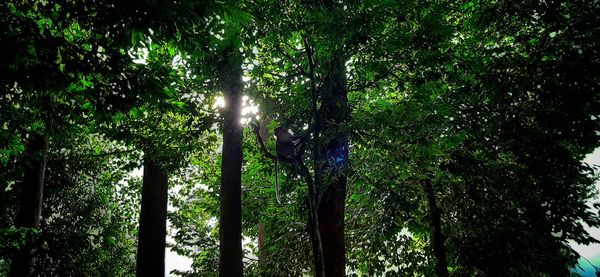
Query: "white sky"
571 148 600 258
165 221 192 277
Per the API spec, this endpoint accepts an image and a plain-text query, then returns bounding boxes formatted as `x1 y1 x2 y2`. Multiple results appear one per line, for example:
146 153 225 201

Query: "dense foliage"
1 0 599 276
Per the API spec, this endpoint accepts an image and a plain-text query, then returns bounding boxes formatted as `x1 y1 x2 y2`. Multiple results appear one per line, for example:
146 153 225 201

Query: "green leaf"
106 236 117 246
112 112 124 123
131 31 144 47
82 43 92 51
171 101 186 108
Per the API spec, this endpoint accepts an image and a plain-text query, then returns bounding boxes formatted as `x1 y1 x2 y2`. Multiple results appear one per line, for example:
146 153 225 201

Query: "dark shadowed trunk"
548 261 569 277
317 55 348 277
9 135 48 277
318 175 346 277
424 179 449 277
218 47 244 277
136 157 169 277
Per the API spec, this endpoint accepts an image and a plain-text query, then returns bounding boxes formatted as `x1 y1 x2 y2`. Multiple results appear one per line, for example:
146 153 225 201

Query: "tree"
36 134 141 276
3 1 599 276
217 44 245 277
136 157 169 276
8 135 48 277
0 1 212 275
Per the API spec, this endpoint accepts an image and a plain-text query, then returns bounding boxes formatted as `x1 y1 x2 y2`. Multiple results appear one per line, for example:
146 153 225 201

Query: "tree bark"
318 176 346 277
218 47 244 277
317 55 348 277
9 135 49 277
424 179 449 277
257 223 268 277
258 223 265 261
136 157 169 277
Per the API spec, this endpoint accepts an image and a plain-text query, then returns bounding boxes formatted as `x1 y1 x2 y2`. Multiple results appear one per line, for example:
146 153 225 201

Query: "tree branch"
265 71 304 79
348 64 401 92
274 44 309 77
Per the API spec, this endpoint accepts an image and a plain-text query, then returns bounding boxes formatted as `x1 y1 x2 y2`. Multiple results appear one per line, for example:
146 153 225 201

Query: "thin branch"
244 256 259 261
263 71 304 80
348 64 401 92
302 33 324 200
274 44 309 77
300 33 326 277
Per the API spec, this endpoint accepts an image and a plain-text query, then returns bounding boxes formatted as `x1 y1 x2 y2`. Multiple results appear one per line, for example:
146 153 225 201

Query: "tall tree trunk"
136 157 169 277
317 55 348 277
9 135 49 277
424 179 449 277
318 176 346 277
218 47 244 277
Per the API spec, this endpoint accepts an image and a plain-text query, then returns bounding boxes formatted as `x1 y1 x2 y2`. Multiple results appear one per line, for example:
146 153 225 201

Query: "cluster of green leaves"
0 132 143 275
0 0 219 275
34 134 142 276
1 0 599 276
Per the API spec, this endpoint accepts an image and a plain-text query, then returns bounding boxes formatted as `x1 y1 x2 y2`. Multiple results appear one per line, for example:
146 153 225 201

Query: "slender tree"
218 45 244 277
